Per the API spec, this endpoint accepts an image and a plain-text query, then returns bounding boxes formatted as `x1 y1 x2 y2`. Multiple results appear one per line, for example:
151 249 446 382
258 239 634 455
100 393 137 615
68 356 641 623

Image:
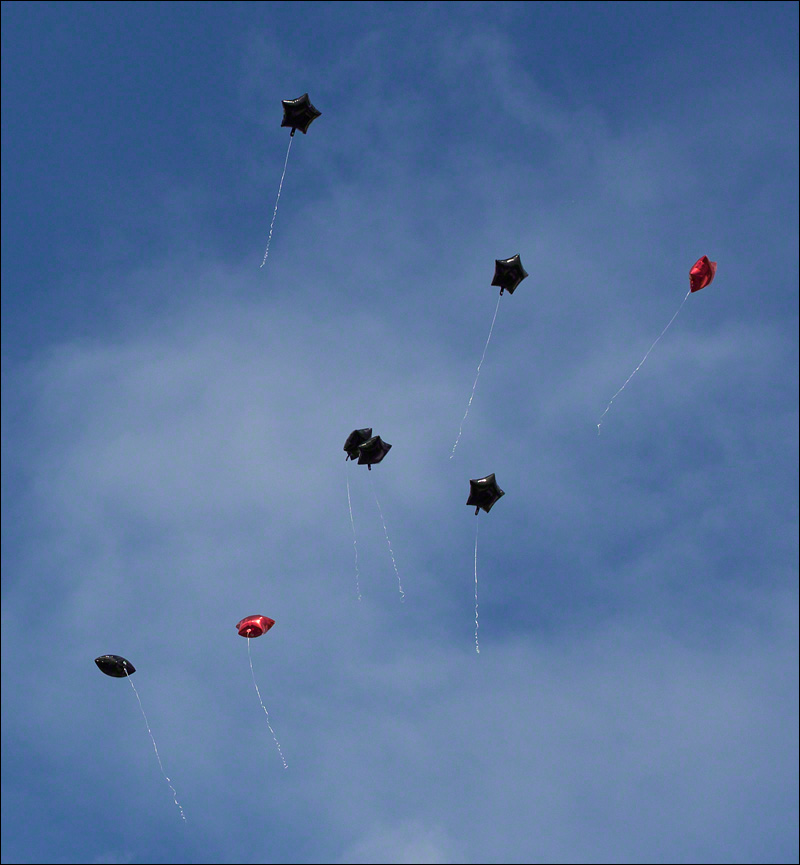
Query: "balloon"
95 655 136 677
491 255 528 295
467 474 505 515
281 93 322 135
689 255 717 292
344 428 373 461
357 436 392 470
236 615 276 638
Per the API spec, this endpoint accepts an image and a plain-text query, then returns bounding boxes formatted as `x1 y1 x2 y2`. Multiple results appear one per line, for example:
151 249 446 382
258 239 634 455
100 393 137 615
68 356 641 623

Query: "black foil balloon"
281 93 322 135
357 436 392 470
344 428 373 461
466 474 505 515
491 254 528 295
95 655 136 678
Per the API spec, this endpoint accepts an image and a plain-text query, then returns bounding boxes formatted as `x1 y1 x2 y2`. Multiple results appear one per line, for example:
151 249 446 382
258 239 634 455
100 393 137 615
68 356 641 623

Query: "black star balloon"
281 93 322 135
357 436 392 470
343 428 373 461
95 655 136 678
466 474 505 515
491 254 528 295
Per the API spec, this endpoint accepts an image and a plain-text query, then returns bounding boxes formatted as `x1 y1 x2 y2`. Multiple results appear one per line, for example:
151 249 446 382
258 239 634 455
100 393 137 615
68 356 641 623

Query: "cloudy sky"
2 2 798 863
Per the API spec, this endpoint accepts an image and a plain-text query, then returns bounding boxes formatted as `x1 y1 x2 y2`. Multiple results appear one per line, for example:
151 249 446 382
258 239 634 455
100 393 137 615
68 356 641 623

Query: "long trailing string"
259 135 294 269
597 289 691 433
370 473 405 601
474 516 480 655
247 638 288 769
125 672 186 822
345 464 362 601
450 293 503 458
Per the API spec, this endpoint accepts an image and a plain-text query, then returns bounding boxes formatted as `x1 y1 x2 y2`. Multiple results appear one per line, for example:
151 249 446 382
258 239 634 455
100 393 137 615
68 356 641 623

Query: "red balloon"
689 256 717 292
236 615 275 638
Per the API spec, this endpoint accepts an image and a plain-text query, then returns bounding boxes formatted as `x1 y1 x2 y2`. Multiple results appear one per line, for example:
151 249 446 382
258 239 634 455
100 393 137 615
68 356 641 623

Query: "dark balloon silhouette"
281 93 321 136
237 615 276 638
357 436 392 470
344 428 373 461
467 474 505 515
689 256 717 292
491 255 528 295
95 655 136 678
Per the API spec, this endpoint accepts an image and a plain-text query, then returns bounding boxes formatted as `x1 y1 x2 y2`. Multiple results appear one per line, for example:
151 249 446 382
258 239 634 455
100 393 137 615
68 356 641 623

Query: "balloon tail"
126 673 186 822
474 518 480 655
371 475 405 601
597 289 691 434
450 293 502 458
346 467 362 601
260 135 294 269
248 639 288 769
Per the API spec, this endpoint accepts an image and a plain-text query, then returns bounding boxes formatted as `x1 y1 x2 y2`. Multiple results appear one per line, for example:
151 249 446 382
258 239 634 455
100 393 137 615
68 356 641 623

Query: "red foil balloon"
236 615 275 638
689 256 717 292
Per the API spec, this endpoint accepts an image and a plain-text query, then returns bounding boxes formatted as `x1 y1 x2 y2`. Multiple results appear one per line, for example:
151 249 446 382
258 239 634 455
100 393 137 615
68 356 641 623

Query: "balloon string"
597 289 691 433
450 293 502 458
126 672 186 822
370 474 405 601
248 638 288 769
260 135 294 269
345 466 362 601
474 517 480 655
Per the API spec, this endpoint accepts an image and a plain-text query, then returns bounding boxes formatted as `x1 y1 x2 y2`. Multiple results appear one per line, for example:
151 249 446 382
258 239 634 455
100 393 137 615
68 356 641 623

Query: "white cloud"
338 822 460 864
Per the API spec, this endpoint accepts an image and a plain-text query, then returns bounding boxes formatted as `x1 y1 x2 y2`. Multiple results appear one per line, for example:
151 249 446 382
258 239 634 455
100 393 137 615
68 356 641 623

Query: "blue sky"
2 2 798 863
